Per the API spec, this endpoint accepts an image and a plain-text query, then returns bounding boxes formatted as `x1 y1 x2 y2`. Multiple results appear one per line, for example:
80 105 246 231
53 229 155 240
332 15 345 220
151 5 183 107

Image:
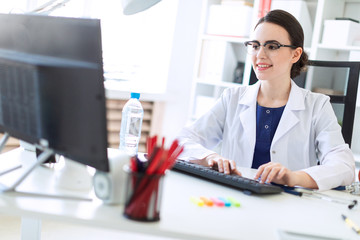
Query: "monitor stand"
54 156 92 191
0 132 10 152
0 133 22 175
0 133 92 201
0 134 54 193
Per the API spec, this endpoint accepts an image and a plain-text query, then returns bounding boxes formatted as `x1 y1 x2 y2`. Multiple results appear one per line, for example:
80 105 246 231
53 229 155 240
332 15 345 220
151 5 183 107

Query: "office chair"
303 60 360 147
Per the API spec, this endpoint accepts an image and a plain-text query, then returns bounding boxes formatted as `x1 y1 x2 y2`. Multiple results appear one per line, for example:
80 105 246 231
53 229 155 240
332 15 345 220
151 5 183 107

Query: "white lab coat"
178 80 355 190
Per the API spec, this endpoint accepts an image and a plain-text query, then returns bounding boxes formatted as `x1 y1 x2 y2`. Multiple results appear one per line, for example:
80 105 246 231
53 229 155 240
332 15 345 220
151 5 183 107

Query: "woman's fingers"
254 162 292 185
202 153 241 175
206 155 237 175
254 164 265 180
217 159 233 174
255 163 281 183
265 167 282 183
255 163 273 183
230 161 242 176
207 159 215 168
223 159 231 174
217 160 222 172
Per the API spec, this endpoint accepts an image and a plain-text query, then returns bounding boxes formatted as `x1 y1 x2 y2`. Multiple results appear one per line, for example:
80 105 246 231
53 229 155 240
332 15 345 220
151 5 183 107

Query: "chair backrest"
303 60 360 147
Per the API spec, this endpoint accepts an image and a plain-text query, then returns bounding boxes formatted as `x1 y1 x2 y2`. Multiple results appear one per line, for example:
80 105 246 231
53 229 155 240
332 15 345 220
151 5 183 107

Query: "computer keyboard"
172 160 283 194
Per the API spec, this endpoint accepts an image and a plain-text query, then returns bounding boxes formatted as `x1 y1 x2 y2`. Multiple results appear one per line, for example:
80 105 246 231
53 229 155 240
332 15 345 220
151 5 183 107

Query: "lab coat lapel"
272 81 305 145
239 82 259 157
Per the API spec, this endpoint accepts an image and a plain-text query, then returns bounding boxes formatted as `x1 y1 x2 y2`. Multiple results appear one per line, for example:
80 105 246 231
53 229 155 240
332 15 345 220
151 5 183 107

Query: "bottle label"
125 114 142 137
124 135 138 149
119 108 143 156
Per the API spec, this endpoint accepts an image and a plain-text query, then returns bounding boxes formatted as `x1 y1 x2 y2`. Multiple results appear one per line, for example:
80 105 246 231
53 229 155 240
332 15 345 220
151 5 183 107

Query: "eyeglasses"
244 40 297 56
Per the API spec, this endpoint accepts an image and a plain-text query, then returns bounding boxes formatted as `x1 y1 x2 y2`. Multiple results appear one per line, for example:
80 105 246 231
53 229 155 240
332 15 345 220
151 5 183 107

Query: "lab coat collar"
286 80 306 111
238 80 306 157
238 81 260 107
238 80 305 109
272 80 306 145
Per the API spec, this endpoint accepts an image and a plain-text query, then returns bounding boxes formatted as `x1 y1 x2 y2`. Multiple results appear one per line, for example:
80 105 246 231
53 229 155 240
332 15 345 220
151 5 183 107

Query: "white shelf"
317 43 360 52
201 34 250 44
104 80 168 101
189 0 257 120
196 78 242 88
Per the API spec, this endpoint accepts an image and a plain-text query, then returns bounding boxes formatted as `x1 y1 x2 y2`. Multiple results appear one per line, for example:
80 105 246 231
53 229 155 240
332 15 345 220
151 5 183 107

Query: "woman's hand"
254 162 318 189
254 162 294 185
190 153 241 176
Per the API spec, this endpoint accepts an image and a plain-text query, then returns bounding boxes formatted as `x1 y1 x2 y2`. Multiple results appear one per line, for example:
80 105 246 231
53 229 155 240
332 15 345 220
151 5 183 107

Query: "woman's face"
250 22 302 82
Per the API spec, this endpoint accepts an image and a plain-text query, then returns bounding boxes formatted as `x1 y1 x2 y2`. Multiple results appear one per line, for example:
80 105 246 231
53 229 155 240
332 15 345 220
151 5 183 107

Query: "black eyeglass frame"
244 40 298 51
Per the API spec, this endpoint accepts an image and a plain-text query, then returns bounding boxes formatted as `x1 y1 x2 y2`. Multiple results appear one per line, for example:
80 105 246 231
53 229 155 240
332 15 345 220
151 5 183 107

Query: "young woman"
177 9 355 191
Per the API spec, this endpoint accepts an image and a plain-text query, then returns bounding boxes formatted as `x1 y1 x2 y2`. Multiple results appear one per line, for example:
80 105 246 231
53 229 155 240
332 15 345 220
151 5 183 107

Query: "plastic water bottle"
119 92 144 156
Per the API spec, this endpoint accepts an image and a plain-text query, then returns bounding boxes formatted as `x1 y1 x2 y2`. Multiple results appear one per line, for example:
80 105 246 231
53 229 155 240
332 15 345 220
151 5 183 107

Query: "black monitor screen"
0 13 109 172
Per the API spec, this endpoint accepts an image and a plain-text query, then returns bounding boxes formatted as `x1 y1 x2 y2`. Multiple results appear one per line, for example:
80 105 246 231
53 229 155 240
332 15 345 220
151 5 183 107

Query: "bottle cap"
130 92 140 99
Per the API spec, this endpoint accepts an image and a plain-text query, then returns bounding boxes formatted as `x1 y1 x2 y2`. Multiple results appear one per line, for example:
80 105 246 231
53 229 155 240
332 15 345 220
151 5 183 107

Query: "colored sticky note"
200 196 214 206
190 197 204 207
227 197 241 207
218 197 231 207
210 197 225 207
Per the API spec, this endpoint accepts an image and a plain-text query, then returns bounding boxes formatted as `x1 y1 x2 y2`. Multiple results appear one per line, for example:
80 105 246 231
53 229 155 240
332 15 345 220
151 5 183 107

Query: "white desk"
0 148 360 240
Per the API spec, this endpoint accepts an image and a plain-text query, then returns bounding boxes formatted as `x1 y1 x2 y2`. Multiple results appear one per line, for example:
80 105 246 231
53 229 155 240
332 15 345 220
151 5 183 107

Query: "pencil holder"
123 165 165 222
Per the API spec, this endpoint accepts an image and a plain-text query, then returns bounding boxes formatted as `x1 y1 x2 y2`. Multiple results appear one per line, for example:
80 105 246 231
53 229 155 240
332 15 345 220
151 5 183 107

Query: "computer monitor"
0 13 109 174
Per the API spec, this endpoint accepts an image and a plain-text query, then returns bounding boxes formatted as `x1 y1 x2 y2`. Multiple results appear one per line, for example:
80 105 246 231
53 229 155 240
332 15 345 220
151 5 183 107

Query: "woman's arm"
177 89 232 161
305 96 355 190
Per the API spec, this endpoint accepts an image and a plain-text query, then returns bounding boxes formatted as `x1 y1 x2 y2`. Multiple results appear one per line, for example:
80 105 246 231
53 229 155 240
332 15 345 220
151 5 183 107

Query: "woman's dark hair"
255 9 308 78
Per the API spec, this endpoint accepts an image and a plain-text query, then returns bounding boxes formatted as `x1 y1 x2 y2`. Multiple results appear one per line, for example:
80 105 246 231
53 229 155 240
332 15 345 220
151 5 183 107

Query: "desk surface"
0 148 360 240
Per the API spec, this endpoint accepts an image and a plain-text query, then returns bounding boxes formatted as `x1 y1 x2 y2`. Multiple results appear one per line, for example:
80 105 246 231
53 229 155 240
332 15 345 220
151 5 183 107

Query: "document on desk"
277 229 348 240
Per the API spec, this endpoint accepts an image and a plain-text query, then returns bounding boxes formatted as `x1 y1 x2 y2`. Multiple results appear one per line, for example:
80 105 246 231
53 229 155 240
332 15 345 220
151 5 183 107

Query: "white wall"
160 0 203 142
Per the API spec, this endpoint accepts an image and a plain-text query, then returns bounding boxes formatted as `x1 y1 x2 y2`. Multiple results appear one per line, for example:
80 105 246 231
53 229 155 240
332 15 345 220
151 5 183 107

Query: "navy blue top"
251 104 285 169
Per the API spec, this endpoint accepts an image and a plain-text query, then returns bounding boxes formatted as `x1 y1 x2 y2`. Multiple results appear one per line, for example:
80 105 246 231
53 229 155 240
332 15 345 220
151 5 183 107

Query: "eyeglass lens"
246 41 281 55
